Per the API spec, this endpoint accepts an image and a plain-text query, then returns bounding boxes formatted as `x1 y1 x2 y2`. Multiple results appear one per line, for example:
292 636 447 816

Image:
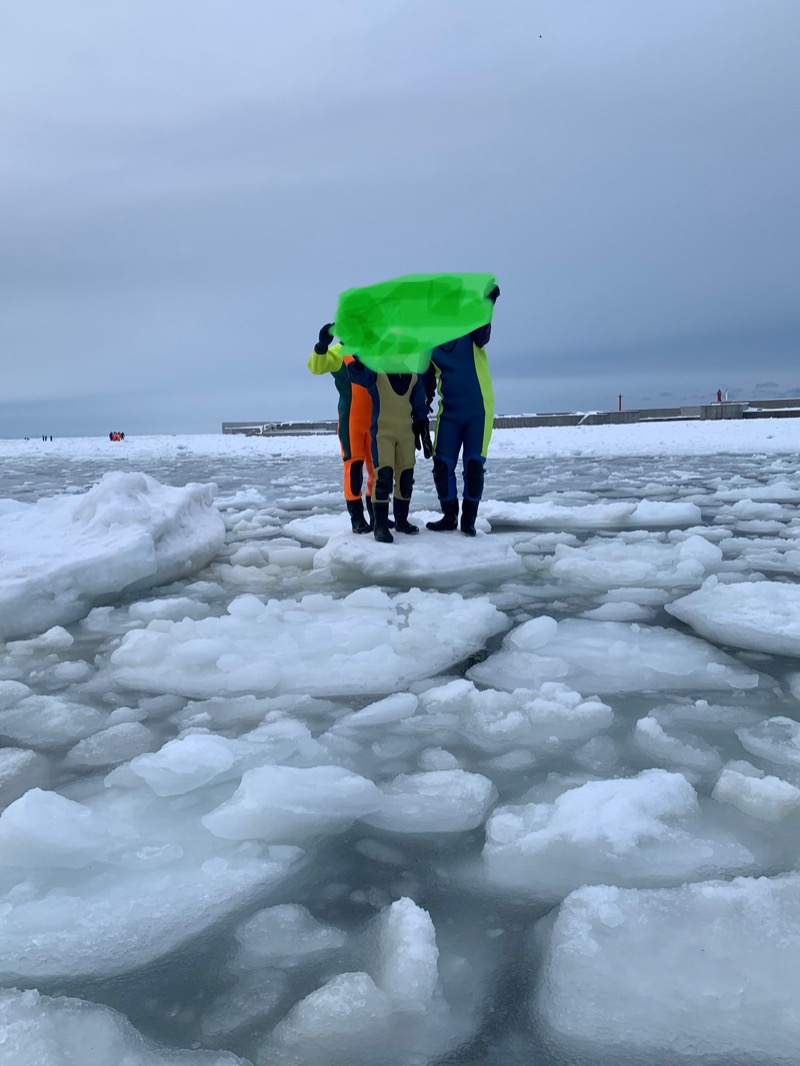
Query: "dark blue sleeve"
422 365 437 412
410 376 429 422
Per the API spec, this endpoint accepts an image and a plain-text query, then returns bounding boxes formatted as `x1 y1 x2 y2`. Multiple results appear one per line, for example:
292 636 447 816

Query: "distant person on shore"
308 324 375 534
423 284 500 537
347 358 431 543
717 389 722 403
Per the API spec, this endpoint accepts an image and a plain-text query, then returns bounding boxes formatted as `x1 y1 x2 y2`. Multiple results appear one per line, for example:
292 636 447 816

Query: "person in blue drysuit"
423 284 499 537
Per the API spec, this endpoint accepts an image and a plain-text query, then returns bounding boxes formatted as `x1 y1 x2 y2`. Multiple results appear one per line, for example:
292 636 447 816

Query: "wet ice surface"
1 426 800 1066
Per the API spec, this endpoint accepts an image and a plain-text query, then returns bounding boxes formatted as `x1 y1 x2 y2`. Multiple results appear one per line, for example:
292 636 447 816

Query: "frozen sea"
1 420 800 1066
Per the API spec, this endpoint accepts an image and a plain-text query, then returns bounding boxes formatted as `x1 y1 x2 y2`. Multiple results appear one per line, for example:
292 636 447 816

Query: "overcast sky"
2 0 799 437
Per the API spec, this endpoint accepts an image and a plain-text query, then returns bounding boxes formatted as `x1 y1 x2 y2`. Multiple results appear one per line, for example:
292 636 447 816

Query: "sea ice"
257 897 455 1066
128 733 238 796
468 616 759 695
0 987 246 1065
63 721 156 769
363 769 497 834
548 532 723 591
0 472 225 640
0 774 304 983
370 896 440 1012
417 679 613 753
712 761 800 821
482 769 754 898
667 578 800 657
109 588 508 698
633 716 723 778
0 747 49 809
2 428 800 1064
0 788 119 868
533 873 800 1065
737 716 800 772
200 969 290 1045
480 497 702 531
202 764 384 842
0 693 107 749
229 904 347 972
311 525 524 587
260 971 393 1065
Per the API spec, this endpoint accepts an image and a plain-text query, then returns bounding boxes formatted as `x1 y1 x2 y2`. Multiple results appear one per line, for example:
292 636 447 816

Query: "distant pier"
222 397 800 436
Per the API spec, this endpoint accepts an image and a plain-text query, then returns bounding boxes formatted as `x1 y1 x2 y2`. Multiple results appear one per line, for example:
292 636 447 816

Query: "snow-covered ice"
481 497 702 532
481 769 755 898
532 873 800 1065
667 577 800 657
0 987 247 1066
307 518 524 587
467 616 759 694
712 760 800 821
2 420 800 1066
0 472 225 641
107 588 508 699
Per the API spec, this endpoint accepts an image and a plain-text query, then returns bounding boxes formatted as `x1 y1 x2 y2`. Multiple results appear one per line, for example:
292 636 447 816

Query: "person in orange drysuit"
308 323 375 533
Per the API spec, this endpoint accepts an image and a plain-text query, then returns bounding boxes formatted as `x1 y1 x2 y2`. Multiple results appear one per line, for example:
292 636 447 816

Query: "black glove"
314 323 334 354
487 284 500 303
413 419 433 459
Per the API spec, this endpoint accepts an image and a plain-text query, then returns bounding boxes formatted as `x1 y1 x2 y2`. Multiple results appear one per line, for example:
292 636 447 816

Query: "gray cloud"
2 0 799 436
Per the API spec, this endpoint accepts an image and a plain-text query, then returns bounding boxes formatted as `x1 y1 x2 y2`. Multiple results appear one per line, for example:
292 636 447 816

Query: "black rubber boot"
346 499 370 534
368 498 393 529
373 502 394 543
393 498 418 535
460 498 479 537
426 499 459 532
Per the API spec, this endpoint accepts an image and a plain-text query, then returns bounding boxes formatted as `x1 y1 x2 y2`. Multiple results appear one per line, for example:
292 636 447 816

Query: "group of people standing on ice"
308 284 499 543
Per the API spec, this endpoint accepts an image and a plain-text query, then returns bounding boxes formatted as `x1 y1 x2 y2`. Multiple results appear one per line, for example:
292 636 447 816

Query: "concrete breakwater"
222 397 800 436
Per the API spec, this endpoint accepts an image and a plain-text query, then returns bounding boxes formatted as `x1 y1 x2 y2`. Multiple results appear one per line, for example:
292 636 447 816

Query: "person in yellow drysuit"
308 324 375 533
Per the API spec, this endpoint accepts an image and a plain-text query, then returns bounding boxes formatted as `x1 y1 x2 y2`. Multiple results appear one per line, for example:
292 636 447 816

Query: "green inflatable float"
334 272 497 373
